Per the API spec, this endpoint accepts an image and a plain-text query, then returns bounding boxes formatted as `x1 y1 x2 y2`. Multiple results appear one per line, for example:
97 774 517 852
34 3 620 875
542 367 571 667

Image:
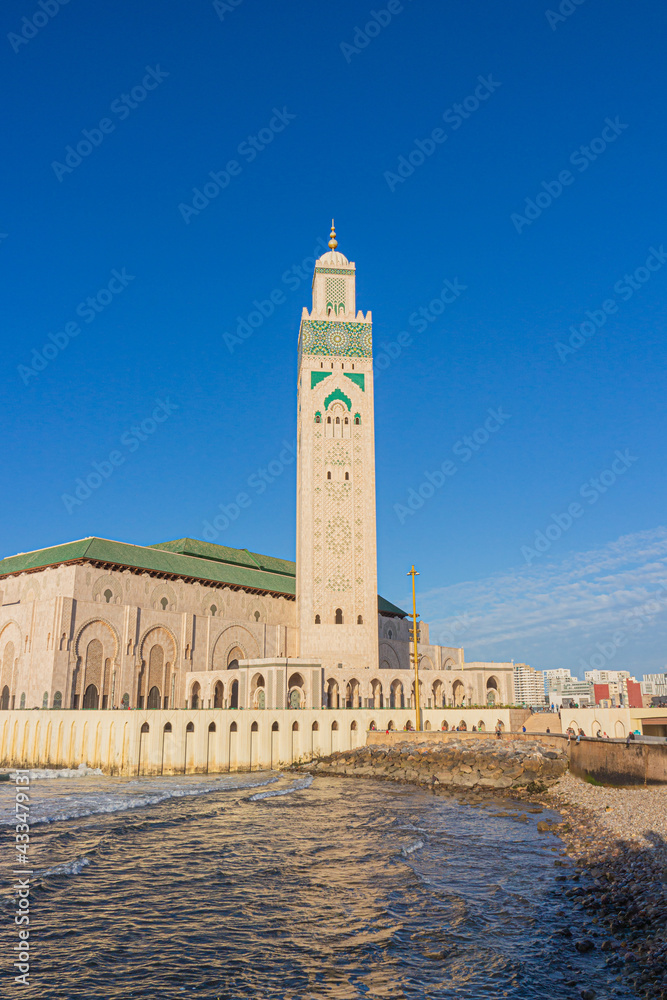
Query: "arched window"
227 647 243 670
292 721 299 731
230 721 237 733
160 597 168 610
53 691 62 709
186 721 194 733
327 416 331 424
314 614 320 624
354 414 361 425
344 417 348 425
327 471 331 480
357 615 363 625
141 722 150 734
272 721 279 732
312 721 319 731
335 416 340 424
190 682 200 709
147 686 161 709
104 589 113 603
254 610 260 621
210 605 217 616
344 472 349 480
164 722 172 732
208 722 216 733
335 608 343 625
251 721 258 732
315 412 321 423
121 693 130 709
42 691 48 708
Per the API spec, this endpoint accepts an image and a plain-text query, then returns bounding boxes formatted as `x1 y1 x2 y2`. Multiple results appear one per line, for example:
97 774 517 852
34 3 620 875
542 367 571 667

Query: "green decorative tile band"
311 371 332 389
314 267 355 276
299 320 372 358
343 372 365 392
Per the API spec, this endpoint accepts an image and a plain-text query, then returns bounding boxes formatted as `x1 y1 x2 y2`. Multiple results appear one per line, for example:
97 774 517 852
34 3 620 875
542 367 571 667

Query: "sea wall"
569 737 667 786
0 707 515 774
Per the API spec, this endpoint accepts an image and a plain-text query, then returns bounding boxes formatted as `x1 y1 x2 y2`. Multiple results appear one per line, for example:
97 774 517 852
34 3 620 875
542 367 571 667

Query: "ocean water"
0 770 638 999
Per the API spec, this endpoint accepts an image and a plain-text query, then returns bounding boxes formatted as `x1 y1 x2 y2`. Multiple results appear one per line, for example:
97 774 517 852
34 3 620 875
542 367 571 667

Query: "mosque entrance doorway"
147 686 161 709
0 686 9 710
83 684 99 710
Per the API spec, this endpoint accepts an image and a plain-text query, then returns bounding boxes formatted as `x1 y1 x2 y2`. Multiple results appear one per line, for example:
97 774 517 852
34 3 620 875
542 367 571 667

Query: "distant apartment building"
543 668 572 694
584 669 638 707
545 669 593 708
641 672 667 705
513 663 545 706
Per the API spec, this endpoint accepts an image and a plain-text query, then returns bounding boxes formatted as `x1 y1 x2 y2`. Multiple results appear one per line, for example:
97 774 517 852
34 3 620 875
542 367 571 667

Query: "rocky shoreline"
298 739 667 999
299 736 569 791
538 775 667 1000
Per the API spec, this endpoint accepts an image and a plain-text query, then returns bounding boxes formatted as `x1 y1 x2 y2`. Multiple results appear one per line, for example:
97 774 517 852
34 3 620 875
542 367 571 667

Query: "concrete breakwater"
300 737 568 791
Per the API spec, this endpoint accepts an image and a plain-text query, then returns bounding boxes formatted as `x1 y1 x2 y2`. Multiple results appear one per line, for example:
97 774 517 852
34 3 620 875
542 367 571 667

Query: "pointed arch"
211 625 260 671
324 387 351 411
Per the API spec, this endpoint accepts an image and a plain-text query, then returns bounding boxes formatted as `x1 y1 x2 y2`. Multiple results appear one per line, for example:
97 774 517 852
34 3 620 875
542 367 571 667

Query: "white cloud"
419 527 667 676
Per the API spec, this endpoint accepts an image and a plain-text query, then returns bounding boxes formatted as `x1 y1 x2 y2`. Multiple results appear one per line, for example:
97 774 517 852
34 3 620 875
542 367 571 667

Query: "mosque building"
0 227 516 757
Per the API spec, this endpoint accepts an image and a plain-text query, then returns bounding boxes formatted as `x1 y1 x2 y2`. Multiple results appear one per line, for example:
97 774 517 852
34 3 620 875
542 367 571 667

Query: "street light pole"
407 565 421 732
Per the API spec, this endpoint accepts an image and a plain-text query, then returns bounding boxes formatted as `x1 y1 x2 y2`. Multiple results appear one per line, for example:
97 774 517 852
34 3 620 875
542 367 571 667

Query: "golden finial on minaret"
328 219 338 250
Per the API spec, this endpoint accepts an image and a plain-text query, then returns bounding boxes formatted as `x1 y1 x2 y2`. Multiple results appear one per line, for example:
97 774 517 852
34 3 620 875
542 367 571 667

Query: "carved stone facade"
0 235 521 726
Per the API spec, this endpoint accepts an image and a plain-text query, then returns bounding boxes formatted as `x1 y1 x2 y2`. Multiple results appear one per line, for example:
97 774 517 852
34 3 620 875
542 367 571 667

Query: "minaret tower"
296 223 379 672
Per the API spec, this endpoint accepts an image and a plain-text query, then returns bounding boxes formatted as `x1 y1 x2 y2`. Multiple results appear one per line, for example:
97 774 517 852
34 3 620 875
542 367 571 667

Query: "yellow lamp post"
407 565 421 732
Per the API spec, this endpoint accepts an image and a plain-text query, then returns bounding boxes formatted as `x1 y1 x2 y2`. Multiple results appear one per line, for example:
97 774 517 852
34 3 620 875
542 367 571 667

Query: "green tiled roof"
0 537 296 597
152 537 296 575
378 595 408 618
0 535 408 615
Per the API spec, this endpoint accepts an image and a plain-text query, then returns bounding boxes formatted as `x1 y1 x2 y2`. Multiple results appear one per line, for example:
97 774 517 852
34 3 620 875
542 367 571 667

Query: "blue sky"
2 0 666 676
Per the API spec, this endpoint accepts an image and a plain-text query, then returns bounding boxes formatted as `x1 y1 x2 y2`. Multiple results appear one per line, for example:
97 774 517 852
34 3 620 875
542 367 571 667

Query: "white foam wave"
248 775 314 801
14 764 103 780
401 839 425 856
0 774 280 826
38 857 91 878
